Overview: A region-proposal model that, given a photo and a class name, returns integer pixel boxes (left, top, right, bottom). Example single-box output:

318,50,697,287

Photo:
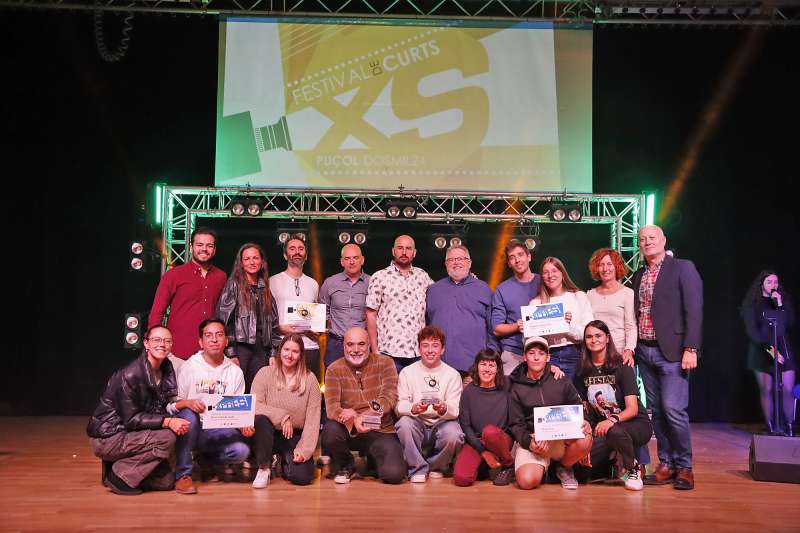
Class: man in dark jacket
87,326,192,495
509,336,592,490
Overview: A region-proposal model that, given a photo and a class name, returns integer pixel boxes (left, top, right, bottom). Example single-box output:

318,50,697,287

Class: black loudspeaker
749,435,800,483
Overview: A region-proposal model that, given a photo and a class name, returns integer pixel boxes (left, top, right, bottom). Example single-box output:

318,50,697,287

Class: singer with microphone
740,270,795,436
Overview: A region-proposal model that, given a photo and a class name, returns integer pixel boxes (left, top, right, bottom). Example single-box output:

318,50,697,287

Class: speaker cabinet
749,435,800,483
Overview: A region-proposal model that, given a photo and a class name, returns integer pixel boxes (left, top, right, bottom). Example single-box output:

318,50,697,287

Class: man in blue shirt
491,240,542,375
426,245,497,375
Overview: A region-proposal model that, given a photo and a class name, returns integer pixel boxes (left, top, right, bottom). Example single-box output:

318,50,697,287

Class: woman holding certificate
574,320,652,491
586,249,637,366
250,333,321,488
217,243,280,392
529,257,594,380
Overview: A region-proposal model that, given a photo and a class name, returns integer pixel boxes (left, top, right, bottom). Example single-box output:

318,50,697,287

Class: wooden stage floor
0,417,798,533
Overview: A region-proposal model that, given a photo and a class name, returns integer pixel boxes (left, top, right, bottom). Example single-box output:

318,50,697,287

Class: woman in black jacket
741,270,795,435
217,242,280,391
509,336,592,490
87,325,191,495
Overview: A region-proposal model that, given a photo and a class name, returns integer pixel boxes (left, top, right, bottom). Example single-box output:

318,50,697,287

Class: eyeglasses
294,278,300,297
445,257,470,264
147,337,174,345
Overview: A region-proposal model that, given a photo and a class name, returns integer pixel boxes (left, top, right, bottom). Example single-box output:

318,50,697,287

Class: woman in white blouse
529,257,594,380
586,248,637,367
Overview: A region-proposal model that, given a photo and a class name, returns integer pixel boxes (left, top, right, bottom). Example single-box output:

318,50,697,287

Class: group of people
88,223,711,495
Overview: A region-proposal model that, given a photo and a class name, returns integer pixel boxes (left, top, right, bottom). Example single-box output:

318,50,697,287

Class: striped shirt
637,259,664,340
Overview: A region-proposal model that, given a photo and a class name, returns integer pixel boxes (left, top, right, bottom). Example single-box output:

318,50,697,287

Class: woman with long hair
453,349,515,487
529,257,594,380
586,248,637,366
574,320,652,491
216,242,279,391
741,270,795,436
250,333,321,488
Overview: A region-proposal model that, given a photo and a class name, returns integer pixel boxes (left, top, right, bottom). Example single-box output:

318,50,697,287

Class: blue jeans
395,417,464,477
175,408,250,479
636,343,692,469
549,344,580,382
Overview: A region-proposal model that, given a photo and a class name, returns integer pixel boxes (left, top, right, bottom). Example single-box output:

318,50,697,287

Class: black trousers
253,415,316,485
321,420,406,484
236,342,269,393
589,416,653,471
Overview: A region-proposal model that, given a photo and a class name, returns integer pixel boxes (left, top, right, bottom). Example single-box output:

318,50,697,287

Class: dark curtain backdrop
1,12,796,421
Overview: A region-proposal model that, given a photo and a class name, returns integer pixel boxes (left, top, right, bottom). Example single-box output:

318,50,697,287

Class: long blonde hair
273,333,308,394
538,256,581,303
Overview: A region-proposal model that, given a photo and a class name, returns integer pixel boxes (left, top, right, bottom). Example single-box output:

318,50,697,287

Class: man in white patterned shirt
366,235,433,373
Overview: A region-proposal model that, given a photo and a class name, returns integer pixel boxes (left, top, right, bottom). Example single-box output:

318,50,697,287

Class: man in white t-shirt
395,326,464,483
173,319,253,495
269,234,322,381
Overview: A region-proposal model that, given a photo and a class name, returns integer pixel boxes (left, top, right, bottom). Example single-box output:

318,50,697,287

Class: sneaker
428,471,444,479
622,468,643,491
410,473,427,483
175,475,198,495
252,468,271,489
556,465,578,490
105,467,142,496
334,468,354,484
492,467,515,486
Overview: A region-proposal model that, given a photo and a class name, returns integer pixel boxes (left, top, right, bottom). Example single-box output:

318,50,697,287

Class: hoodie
508,363,582,450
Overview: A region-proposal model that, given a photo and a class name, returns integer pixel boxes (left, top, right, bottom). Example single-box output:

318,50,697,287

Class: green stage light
644,192,657,226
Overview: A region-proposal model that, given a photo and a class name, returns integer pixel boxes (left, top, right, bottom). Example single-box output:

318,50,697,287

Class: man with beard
270,234,322,381
320,327,406,484
366,235,433,373
148,227,227,370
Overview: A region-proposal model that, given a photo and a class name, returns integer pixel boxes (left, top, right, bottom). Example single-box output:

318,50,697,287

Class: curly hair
588,248,629,281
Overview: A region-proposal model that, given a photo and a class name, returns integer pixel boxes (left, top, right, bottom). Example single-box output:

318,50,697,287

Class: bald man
632,224,702,490
366,235,433,373
319,244,370,367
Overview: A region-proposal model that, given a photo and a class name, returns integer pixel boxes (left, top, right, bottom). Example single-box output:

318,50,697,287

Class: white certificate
200,394,255,430
521,303,570,337
533,404,584,441
282,301,326,333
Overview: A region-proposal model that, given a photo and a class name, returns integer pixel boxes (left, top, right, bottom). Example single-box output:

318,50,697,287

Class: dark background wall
1,12,796,421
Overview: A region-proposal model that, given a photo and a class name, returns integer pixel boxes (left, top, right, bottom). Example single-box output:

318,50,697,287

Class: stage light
229,198,246,216
385,199,418,219
431,223,467,251
131,257,144,270
523,237,540,251
276,224,308,246
550,203,582,222
278,231,291,244
644,191,657,226
123,311,146,349
353,232,367,245
337,224,369,248
338,231,351,244
246,198,263,216
510,223,541,254
131,242,144,255
129,240,160,273
434,236,448,249
450,236,462,247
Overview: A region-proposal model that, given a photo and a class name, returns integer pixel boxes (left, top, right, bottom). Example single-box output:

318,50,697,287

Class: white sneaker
410,473,427,483
334,468,354,484
428,471,444,479
623,467,644,491
556,465,578,490
252,468,271,489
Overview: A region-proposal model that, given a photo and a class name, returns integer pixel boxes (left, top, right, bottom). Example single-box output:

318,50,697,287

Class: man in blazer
632,225,703,490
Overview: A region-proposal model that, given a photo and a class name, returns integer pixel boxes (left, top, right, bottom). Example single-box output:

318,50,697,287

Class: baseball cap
523,336,549,352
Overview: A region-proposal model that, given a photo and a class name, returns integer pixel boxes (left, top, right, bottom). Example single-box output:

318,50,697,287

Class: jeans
549,344,580,382
253,415,315,485
453,425,513,487
175,408,250,479
636,342,693,469
394,417,464,477
321,420,406,484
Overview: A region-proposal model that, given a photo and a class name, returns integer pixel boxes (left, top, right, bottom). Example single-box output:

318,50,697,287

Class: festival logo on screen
217,20,563,189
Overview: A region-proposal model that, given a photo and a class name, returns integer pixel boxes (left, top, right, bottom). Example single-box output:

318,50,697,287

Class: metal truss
2,0,798,25
161,186,643,275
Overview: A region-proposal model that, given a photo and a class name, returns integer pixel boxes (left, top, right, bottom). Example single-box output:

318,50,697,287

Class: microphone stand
764,315,783,435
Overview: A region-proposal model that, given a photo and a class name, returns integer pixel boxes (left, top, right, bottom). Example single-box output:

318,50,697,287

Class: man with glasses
426,245,498,376
148,227,227,371
319,243,370,367
270,234,322,380
173,319,252,495
366,235,433,373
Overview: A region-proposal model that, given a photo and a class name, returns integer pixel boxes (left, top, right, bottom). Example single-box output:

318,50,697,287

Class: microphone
770,290,783,308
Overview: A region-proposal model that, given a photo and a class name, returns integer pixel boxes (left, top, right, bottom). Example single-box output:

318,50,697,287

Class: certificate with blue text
533,404,584,441
200,394,255,430
521,303,570,337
